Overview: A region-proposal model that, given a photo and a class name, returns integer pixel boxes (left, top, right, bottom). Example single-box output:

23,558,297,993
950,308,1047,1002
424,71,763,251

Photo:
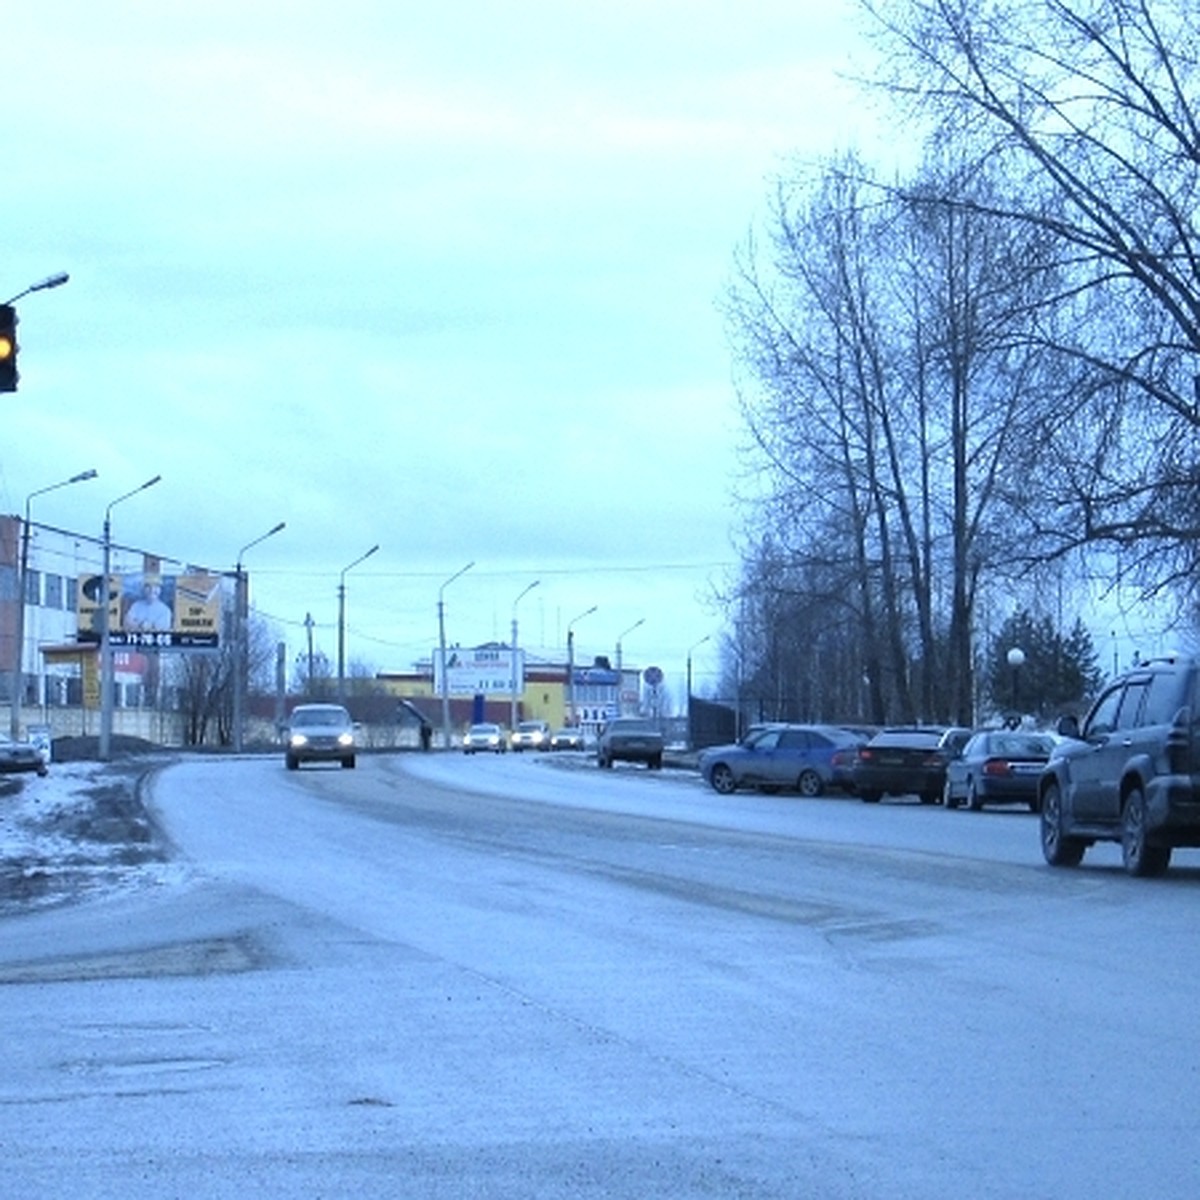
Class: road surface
2,751,1197,1198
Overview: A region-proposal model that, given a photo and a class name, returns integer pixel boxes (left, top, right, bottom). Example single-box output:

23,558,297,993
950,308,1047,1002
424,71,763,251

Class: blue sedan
699,724,863,797
942,730,1057,811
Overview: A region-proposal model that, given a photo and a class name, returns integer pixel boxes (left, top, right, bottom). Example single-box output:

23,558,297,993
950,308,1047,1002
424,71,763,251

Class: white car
462,723,507,754
510,720,552,752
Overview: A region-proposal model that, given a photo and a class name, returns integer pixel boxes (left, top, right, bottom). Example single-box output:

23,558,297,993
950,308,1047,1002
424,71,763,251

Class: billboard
77,571,223,649
433,646,524,696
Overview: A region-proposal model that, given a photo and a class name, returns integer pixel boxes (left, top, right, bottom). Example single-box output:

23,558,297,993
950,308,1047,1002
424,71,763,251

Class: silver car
285,704,356,770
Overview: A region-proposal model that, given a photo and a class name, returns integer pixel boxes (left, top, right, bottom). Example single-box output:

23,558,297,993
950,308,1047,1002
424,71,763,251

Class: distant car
853,726,972,804
285,703,356,770
596,717,664,770
0,733,49,777
698,724,863,797
942,729,1057,811
510,720,552,752
549,727,585,751
463,722,507,754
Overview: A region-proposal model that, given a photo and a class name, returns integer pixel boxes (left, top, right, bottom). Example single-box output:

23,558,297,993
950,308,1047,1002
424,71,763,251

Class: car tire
919,792,939,805
1040,780,1086,867
797,769,822,798
966,779,983,812
649,755,663,770
709,763,736,795
598,755,612,769
1121,787,1171,877
342,756,355,769
859,791,881,804
286,754,299,771
942,779,958,809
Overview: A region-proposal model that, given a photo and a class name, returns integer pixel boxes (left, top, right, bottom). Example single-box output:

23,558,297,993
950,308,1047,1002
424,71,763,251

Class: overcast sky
2,0,885,696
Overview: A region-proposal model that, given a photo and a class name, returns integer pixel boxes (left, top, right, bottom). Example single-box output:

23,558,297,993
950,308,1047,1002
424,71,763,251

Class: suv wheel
1040,780,1086,867
1121,787,1172,877
709,763,736,794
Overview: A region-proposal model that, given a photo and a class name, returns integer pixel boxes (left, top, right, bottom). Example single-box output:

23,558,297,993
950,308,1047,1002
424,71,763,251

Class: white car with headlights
463,722,507,754
285,703,356,770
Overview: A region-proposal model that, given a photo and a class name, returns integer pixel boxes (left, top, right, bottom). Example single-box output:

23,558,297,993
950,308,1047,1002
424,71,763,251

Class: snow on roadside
0,761,181,914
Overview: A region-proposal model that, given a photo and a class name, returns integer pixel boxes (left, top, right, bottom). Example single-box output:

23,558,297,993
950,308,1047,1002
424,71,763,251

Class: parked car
549,727,585,751
0,733,49,776
596,717,664,770
853,726,972,804
698,724,864,797
942,729,1057,811
462,722,507,754
1038,655,1200,876
285,703,356,770
510,720,552,752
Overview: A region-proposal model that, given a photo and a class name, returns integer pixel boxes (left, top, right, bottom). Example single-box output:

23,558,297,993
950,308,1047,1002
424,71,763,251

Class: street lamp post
232,521,286,753
614,618,645,719
10,469,97,739
99,475,162,761
337,544,379,704
438,561,474,749
686,634,712,750
1006,646,1026,727
566,605,597,727
509,580,540,732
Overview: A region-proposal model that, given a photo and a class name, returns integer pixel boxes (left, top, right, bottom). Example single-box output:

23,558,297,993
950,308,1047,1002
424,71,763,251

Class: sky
1,0,885,699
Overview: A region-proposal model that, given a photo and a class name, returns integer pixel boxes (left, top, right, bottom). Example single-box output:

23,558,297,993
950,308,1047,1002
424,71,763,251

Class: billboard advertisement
433,646,524,696
77,571,223,649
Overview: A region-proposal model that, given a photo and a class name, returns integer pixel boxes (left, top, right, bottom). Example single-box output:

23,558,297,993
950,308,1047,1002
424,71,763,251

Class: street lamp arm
4,272,70,305
237,520,286,567
106,474,161,522
341,542,380,582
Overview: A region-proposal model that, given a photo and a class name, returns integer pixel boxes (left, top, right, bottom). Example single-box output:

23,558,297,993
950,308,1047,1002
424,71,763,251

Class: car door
1068,681,1131,819
740,728,782,787
768,728,814,787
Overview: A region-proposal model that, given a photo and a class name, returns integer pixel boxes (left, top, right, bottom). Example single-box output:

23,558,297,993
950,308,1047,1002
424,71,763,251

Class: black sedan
942,730,1056,812
852,726,971,805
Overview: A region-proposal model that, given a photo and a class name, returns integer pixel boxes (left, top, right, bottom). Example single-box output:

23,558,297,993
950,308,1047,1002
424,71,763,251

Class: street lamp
509,580,540,732
10,468,97,739
337,544,379,704
4,272,70,305
615,618,644,719
232,521,286,752
438,561,474,749
566,604,597,727
1006,646,1026,727
99,474,162,761
686,634,712,750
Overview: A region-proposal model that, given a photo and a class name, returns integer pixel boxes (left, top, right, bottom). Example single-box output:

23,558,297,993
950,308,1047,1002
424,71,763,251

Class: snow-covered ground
0,759,178,913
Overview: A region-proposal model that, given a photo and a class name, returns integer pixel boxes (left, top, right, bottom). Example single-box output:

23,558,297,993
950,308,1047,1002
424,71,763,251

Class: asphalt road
2,751,1198,1198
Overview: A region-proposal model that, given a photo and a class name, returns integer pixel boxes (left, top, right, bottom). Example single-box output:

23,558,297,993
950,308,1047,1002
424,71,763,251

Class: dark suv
1038,656,1200,876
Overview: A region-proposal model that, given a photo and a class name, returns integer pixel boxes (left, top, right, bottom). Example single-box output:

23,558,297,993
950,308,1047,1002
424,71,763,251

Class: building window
24,569,40,605
44,573,64,610
66,576,78,612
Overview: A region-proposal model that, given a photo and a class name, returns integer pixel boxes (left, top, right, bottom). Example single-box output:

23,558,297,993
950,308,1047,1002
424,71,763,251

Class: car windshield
293,709,348,727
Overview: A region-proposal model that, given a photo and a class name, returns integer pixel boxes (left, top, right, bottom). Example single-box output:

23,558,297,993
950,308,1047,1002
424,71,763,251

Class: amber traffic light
0,304,16,392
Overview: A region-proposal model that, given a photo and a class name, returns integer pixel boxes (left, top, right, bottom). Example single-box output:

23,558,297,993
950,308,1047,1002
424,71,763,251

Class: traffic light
0,304,17,392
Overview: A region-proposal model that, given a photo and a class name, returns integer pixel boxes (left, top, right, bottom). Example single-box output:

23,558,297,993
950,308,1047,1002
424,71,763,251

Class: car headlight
337,732,354,747
290,733,309,747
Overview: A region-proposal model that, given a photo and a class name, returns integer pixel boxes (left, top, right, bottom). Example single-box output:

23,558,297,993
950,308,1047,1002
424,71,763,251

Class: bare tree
726,150,1059,723
862,0,1200,602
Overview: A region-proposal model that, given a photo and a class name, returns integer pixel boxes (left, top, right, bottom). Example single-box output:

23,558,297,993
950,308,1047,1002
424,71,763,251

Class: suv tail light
1165,707,1192,774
